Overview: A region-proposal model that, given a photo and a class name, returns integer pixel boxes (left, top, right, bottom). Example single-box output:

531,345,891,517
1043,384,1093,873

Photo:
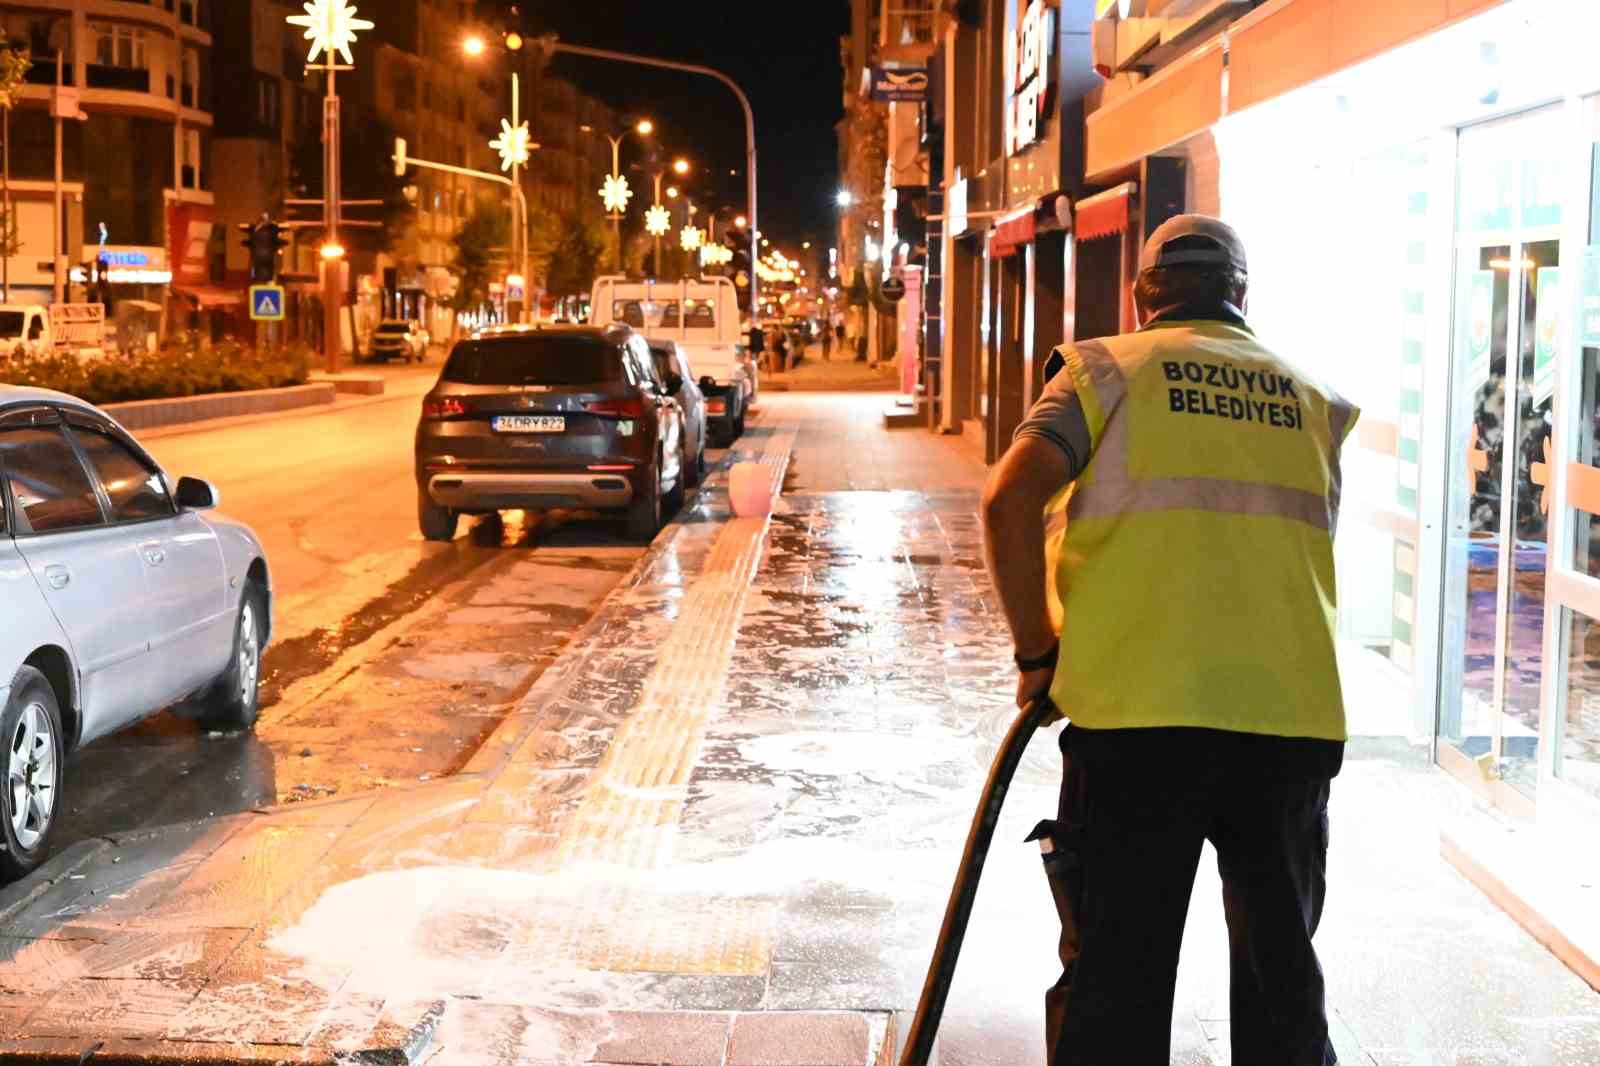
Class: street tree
544,212,608,301
449,202,511,317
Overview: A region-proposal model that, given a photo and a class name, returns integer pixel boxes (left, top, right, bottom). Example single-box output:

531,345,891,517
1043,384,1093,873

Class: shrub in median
0,338,312,406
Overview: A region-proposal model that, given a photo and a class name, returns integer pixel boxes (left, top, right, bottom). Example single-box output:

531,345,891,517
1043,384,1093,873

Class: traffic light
241,218,288,284
502,6,524,51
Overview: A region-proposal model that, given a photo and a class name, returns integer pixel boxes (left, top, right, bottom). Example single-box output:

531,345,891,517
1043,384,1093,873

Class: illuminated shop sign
1009,0,1057,155
868,66,928,102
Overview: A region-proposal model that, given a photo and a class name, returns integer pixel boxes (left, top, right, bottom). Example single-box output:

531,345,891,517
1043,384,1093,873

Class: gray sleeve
1013,366,1090,481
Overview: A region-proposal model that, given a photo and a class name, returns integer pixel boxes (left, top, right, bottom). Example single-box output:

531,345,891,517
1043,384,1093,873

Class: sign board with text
49,303,104,347
867,66,928,102
1008,0,1057,156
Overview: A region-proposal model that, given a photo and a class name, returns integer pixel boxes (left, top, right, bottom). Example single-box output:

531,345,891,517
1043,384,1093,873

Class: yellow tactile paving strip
546,429,797,975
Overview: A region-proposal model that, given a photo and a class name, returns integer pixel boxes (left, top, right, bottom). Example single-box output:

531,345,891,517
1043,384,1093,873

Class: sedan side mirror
664,371,684,396
176,476,220,510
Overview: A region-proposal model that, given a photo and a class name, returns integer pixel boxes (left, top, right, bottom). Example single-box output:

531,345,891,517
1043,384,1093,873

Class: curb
105,383,337,432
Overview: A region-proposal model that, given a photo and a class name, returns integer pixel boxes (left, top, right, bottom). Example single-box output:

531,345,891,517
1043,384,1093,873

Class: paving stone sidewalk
0,394,1596,1065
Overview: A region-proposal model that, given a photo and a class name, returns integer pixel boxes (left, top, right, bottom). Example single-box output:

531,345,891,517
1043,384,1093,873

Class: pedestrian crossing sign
249,284,286,321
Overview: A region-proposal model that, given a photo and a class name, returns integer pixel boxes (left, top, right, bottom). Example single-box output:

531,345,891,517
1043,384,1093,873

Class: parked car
649,339,706,489
367,319,428,363
415,324,687,544
0,387,271,878
589,277,757,446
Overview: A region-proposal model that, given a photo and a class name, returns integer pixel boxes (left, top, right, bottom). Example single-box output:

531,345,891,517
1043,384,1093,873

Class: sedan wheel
197,583,265,732
0,666,63,880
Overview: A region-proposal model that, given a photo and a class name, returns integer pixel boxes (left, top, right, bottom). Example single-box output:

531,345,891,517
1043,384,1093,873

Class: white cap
1139,214,1248,275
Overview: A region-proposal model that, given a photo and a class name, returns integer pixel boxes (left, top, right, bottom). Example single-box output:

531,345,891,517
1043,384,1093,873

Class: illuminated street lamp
462,15,541,322
836,190,854,207
287,0,375,372
734,214,748,229
649,156,691,277
590,120,654,269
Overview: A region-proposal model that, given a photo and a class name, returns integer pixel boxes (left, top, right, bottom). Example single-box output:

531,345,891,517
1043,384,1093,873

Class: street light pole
547,41,758,342
607,133,624,271
322,62,341,373
510,69,530,322
652,171,665,278
51,48,62,307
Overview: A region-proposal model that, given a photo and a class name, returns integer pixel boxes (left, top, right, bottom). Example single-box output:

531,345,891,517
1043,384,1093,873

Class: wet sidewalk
0,394,1596,1064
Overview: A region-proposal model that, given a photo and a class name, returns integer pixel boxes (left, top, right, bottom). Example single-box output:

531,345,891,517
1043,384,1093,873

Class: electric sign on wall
1008,0,1057,156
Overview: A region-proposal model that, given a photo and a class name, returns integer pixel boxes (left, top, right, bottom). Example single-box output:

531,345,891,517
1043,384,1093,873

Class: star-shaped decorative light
680,225,704,252
489,118,532,172
600,173,633,215
644,204,671,237
287,0,374,65
701,244,733,267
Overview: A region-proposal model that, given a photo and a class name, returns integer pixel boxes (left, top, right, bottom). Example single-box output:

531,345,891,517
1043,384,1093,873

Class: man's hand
1017,666,1054,710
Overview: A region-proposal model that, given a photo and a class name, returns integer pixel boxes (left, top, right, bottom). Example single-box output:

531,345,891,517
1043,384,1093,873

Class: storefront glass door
1439,108,1565,807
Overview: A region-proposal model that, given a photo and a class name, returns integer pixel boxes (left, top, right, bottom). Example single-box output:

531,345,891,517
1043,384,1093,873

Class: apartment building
0,0,213,318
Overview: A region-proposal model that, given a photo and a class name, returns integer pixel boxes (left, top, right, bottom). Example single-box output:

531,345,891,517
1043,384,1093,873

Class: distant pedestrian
981,215,1356,1066
821,322,833,361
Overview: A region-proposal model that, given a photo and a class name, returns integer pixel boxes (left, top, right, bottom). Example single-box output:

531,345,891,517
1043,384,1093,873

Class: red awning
1074,182,1137,242
173,284,243,310
987,206,1038,258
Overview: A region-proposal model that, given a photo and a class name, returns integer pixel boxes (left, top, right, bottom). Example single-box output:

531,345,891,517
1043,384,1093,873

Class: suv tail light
584,397,646,418
421,397,466,420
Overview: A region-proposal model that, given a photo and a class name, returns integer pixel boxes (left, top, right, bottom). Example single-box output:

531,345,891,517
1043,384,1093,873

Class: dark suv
414,324,686,543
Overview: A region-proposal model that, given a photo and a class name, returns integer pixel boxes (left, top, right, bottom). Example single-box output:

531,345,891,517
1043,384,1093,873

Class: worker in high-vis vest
981,214,1356,1066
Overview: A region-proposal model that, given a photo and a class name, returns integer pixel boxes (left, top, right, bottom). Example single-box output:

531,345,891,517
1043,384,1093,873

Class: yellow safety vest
1041,319,1358,741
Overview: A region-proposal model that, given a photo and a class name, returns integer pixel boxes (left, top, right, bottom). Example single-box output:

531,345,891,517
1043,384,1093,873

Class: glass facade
1213,2,1600,827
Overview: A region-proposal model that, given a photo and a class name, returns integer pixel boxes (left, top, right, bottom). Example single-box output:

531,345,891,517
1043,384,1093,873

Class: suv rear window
442,337,622,386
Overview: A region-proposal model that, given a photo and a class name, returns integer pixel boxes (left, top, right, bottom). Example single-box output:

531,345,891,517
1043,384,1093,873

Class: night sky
508,1,851,250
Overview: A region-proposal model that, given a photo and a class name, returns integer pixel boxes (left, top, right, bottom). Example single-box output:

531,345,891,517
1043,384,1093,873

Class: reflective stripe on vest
1065,339,1354,533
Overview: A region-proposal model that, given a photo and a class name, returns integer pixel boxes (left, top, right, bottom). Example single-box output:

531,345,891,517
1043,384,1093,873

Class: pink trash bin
729,460,773,517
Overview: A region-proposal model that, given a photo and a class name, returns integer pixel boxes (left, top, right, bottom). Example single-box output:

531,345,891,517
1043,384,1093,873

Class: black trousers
1051,727,1337,1066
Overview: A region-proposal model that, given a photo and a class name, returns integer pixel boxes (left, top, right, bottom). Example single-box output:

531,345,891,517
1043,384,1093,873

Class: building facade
858,0,1600,984
0,0,214,325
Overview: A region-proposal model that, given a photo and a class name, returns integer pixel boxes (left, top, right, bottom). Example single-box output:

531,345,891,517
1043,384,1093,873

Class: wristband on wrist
1013,642,1059,672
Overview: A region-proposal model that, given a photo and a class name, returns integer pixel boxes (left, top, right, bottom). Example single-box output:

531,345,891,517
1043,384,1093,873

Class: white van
589,276,758,444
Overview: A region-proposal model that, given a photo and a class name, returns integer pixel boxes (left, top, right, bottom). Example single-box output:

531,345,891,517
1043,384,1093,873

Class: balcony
87,65,151,93
24,63,73,88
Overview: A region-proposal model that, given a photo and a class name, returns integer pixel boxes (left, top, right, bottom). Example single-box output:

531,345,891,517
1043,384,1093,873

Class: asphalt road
42,368,688,863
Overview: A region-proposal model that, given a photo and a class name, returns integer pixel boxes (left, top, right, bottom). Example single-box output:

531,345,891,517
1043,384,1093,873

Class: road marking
544,427,796,974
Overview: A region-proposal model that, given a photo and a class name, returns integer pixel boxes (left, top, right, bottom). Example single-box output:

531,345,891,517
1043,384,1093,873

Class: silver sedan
0,386,271,878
